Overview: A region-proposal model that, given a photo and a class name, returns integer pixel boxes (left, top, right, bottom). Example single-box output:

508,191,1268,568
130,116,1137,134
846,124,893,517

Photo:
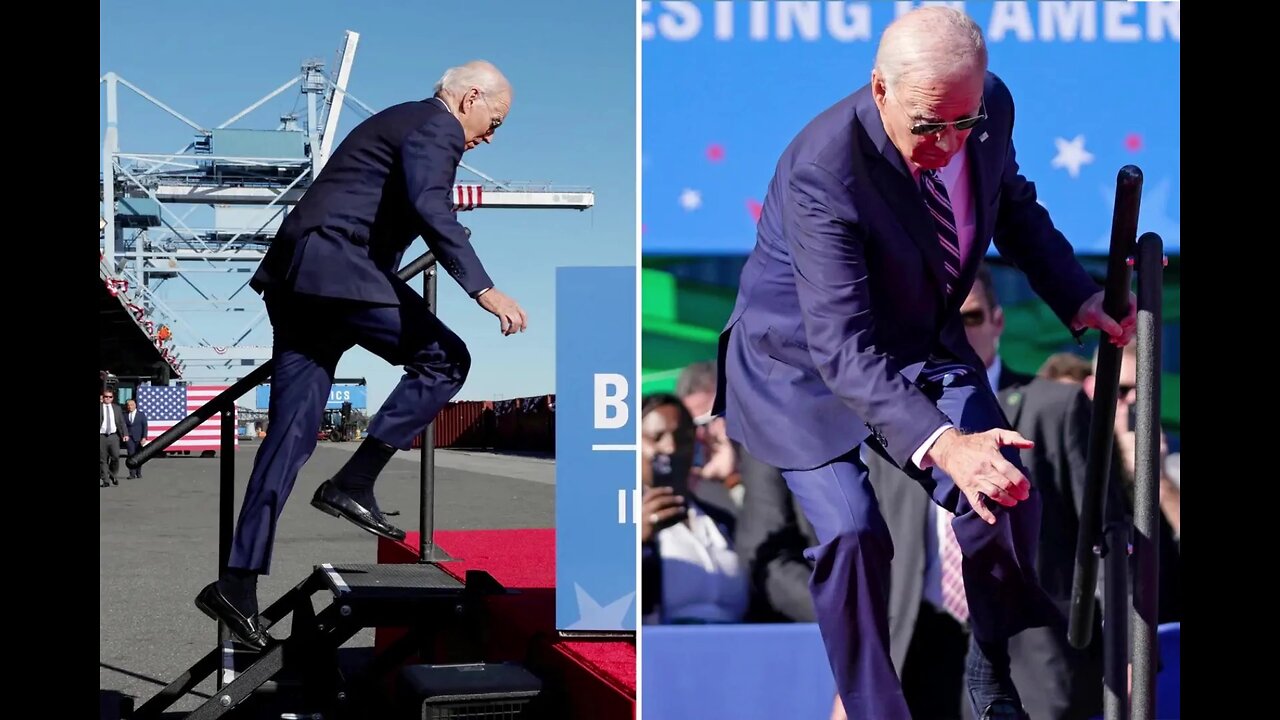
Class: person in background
640,393,749,625
100,389,128,488
124,398,149,479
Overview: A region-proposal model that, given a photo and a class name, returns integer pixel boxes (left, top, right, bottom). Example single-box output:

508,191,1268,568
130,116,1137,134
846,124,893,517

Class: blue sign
255,383,368,410
556,267,638,632
642,0,1180,256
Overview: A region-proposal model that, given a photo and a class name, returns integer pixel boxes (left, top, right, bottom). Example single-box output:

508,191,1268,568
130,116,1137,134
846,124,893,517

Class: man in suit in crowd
195,60,529,651
100,389,128,488
124,398,148,479
713,8,1135,719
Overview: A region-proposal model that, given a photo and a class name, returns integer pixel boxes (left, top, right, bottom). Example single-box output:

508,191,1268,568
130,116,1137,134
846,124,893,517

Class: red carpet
376,530,635,719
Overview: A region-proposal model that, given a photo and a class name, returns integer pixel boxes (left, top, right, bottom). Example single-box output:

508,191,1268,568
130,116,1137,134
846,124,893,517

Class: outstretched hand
477,288,528,336
926,428,1035,525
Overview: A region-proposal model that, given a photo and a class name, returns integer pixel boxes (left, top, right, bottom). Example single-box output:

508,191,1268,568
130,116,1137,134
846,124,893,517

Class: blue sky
101,1,636,409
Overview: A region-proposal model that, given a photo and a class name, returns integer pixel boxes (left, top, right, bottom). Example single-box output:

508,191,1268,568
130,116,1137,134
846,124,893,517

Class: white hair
433,60,511,99
875,7,987,96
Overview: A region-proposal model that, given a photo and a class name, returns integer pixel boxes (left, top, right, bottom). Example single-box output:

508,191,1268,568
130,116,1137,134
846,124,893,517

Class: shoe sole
311,497,406,542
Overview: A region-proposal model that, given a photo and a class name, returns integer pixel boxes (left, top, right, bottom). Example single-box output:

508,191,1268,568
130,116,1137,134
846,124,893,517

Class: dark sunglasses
961,309,987,327
909,98,987,137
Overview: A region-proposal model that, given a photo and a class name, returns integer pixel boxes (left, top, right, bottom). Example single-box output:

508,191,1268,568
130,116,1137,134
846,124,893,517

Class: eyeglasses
961,309,987,327
898,95,987,136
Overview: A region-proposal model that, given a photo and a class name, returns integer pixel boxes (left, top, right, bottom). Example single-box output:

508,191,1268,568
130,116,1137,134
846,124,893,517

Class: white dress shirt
101,404,116,435
644,504,749,625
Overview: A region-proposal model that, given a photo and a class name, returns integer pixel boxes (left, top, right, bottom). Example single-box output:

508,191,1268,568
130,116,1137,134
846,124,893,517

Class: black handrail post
217,406,236,688
419,262,452,562
1069,165,1143,650
1102,520,1130,720
1129,233,1165,720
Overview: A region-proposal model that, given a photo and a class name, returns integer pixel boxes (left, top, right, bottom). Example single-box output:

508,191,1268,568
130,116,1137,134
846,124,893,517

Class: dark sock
217,567,259,616
333,436,397,500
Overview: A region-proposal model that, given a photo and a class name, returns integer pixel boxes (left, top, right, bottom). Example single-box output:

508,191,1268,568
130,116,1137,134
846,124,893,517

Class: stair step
318,562,465,601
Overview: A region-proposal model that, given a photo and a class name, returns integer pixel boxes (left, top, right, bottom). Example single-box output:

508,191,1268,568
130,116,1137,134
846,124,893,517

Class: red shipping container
411,395,555,452
434,400,494,448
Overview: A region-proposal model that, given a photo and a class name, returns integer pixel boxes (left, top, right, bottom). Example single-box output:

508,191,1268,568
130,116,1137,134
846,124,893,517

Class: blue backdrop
642,1,1180,256
555,267,638,631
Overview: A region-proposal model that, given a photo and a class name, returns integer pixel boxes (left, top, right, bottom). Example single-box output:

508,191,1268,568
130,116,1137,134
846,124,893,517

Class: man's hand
476,288,528,336
1073,290,1137,347
695,418,737,483
925,428,1035,525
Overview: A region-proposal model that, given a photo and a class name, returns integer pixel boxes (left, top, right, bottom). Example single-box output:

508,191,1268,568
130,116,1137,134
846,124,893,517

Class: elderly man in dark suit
713,8,1135,719
195,60,528,651
99,389,128,488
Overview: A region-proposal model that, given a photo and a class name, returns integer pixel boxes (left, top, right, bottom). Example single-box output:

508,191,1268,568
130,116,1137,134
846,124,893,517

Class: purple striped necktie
921,169,962,296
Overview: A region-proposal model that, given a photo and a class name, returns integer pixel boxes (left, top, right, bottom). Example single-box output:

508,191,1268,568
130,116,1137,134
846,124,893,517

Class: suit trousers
125,438,143,477
229,284,471,573
100,435,121,484
780,371,1058,720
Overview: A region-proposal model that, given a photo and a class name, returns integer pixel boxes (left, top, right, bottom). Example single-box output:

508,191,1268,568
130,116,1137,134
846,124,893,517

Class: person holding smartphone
639,393,748,625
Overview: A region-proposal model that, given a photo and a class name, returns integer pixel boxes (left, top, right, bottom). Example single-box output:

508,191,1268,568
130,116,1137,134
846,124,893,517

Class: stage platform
378,529,635,720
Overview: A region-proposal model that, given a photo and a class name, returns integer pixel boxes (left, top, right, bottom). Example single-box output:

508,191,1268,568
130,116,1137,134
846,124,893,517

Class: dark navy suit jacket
714,73,1097,472
251,98,493,304
124,409,148,446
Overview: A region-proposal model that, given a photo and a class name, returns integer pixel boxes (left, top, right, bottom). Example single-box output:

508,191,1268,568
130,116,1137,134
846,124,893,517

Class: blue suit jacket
251,98,493,304
125,409,148,444
713,73,1097,472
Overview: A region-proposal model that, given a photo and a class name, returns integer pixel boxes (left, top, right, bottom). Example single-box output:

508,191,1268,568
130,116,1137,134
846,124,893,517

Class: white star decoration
1051,135,1095,179
679,188,702,211
567,583,635,631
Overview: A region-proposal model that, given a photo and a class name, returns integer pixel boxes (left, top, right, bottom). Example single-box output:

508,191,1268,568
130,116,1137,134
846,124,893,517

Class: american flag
453,184,483,211
135,385,238,453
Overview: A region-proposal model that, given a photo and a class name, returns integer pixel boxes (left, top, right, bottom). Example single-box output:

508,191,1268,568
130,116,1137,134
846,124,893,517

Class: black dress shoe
979,701,1030,720
311,480,406,542
194,582,273,651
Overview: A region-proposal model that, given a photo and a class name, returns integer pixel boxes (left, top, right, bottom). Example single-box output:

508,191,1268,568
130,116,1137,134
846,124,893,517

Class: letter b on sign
594,373,628,429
